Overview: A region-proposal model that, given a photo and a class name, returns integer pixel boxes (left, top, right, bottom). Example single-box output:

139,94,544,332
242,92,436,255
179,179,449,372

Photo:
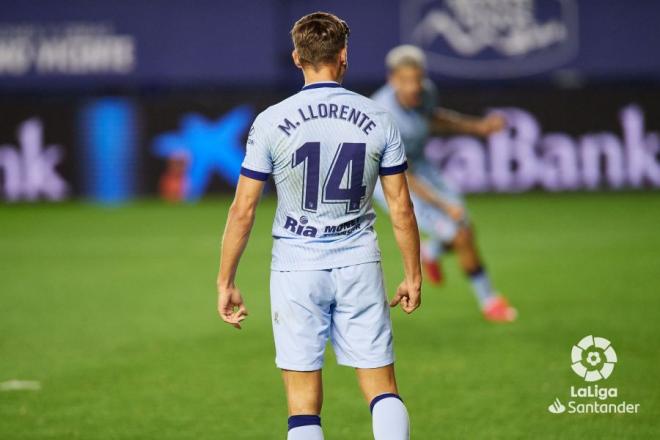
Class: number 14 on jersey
292,142,367,214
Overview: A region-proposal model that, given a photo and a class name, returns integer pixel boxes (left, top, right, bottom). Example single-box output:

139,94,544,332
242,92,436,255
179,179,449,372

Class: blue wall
1,0,659,90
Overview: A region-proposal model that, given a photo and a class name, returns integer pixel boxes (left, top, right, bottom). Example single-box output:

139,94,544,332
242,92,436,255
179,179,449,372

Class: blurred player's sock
288,415,323,439
468,267,518,322
468,266,494,305
422,239,443,260
370,393,409,440
421,240,444,284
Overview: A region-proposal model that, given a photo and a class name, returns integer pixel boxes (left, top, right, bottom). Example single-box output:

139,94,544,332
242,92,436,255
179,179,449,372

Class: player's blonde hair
386,45,426,72
291,12,350,70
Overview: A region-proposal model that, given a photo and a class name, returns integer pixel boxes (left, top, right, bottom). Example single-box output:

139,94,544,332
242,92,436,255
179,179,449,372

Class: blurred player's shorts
374,162,467,243
270,262,394,371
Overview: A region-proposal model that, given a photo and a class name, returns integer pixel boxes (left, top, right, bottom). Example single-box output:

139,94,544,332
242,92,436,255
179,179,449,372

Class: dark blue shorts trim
379,161,408,176
240,166,270,181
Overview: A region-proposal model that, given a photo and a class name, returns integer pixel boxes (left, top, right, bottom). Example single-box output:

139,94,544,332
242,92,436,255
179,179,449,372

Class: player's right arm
422,82,506,137
217,114,272,329
431,107,506,138
216,175,265,329
380,172,422,314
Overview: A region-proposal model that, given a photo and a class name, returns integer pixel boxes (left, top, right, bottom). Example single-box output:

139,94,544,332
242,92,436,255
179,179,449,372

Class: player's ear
339,47,348,67
292,50,303,69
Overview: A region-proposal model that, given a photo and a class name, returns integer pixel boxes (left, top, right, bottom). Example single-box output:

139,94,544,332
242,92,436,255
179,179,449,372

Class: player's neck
302,65,343,87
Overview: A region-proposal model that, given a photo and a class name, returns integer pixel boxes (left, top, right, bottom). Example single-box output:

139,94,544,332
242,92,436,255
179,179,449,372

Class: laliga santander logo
548,335,639,414
571,335,617,382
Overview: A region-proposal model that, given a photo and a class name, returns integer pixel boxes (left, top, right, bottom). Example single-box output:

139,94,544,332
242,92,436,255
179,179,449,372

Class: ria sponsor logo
284,216,318,237
283,216,362,238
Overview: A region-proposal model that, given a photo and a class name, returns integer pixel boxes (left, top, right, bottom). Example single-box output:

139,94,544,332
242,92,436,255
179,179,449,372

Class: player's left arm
430,107,506,137
216,175,265,330
380,171,422,314
380,113,422,313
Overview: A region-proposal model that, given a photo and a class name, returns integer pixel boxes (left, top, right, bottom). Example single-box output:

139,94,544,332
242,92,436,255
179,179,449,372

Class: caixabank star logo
547,335,640,415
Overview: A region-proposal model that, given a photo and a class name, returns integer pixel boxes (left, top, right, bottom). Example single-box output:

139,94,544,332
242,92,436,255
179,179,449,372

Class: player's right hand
390,280,422,314
217,285,249,330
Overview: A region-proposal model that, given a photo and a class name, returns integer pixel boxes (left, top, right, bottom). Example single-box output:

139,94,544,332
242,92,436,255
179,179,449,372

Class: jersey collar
301,81,342,91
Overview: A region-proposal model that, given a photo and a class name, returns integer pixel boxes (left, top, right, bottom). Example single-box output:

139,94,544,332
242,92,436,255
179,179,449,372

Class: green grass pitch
1,192,659,439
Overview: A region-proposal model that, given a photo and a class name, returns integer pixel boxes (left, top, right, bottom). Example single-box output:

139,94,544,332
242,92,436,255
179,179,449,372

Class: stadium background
1,0,659,438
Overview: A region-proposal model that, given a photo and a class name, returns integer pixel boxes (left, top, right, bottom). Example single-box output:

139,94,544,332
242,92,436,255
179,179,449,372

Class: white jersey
241,81,407,271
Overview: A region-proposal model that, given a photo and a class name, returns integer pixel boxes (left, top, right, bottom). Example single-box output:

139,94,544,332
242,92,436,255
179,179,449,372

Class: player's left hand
390,280,422,314
217,285,249,330
476,113,507,137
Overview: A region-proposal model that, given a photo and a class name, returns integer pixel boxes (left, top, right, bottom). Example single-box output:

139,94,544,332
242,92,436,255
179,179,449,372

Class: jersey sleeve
379,114,408,176
240,114,272,181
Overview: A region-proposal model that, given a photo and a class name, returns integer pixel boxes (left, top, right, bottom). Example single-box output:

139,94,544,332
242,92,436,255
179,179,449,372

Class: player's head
386,45,426,109
291,12,350,81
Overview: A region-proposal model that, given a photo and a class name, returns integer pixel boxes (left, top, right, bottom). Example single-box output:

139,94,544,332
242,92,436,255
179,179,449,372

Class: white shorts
269,262,394,371
374,162,467,243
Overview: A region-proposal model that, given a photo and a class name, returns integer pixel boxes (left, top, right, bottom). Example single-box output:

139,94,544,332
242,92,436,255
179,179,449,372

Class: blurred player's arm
405,169,464,222
216,175,265,329
380,172,422,314
431,107,505,138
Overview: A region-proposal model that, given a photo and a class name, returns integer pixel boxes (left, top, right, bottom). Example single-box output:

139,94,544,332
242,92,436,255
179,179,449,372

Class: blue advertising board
2,84,660,202
1,0,659,89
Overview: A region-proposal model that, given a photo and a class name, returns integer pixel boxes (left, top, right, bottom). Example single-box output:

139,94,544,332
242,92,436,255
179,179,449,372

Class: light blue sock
288,415,323,440
422,238,444,260
468,267,495,306
370,393,409,440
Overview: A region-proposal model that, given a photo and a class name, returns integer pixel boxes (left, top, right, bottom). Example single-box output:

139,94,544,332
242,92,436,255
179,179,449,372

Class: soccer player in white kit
216,13,422,440
372,45,517,323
